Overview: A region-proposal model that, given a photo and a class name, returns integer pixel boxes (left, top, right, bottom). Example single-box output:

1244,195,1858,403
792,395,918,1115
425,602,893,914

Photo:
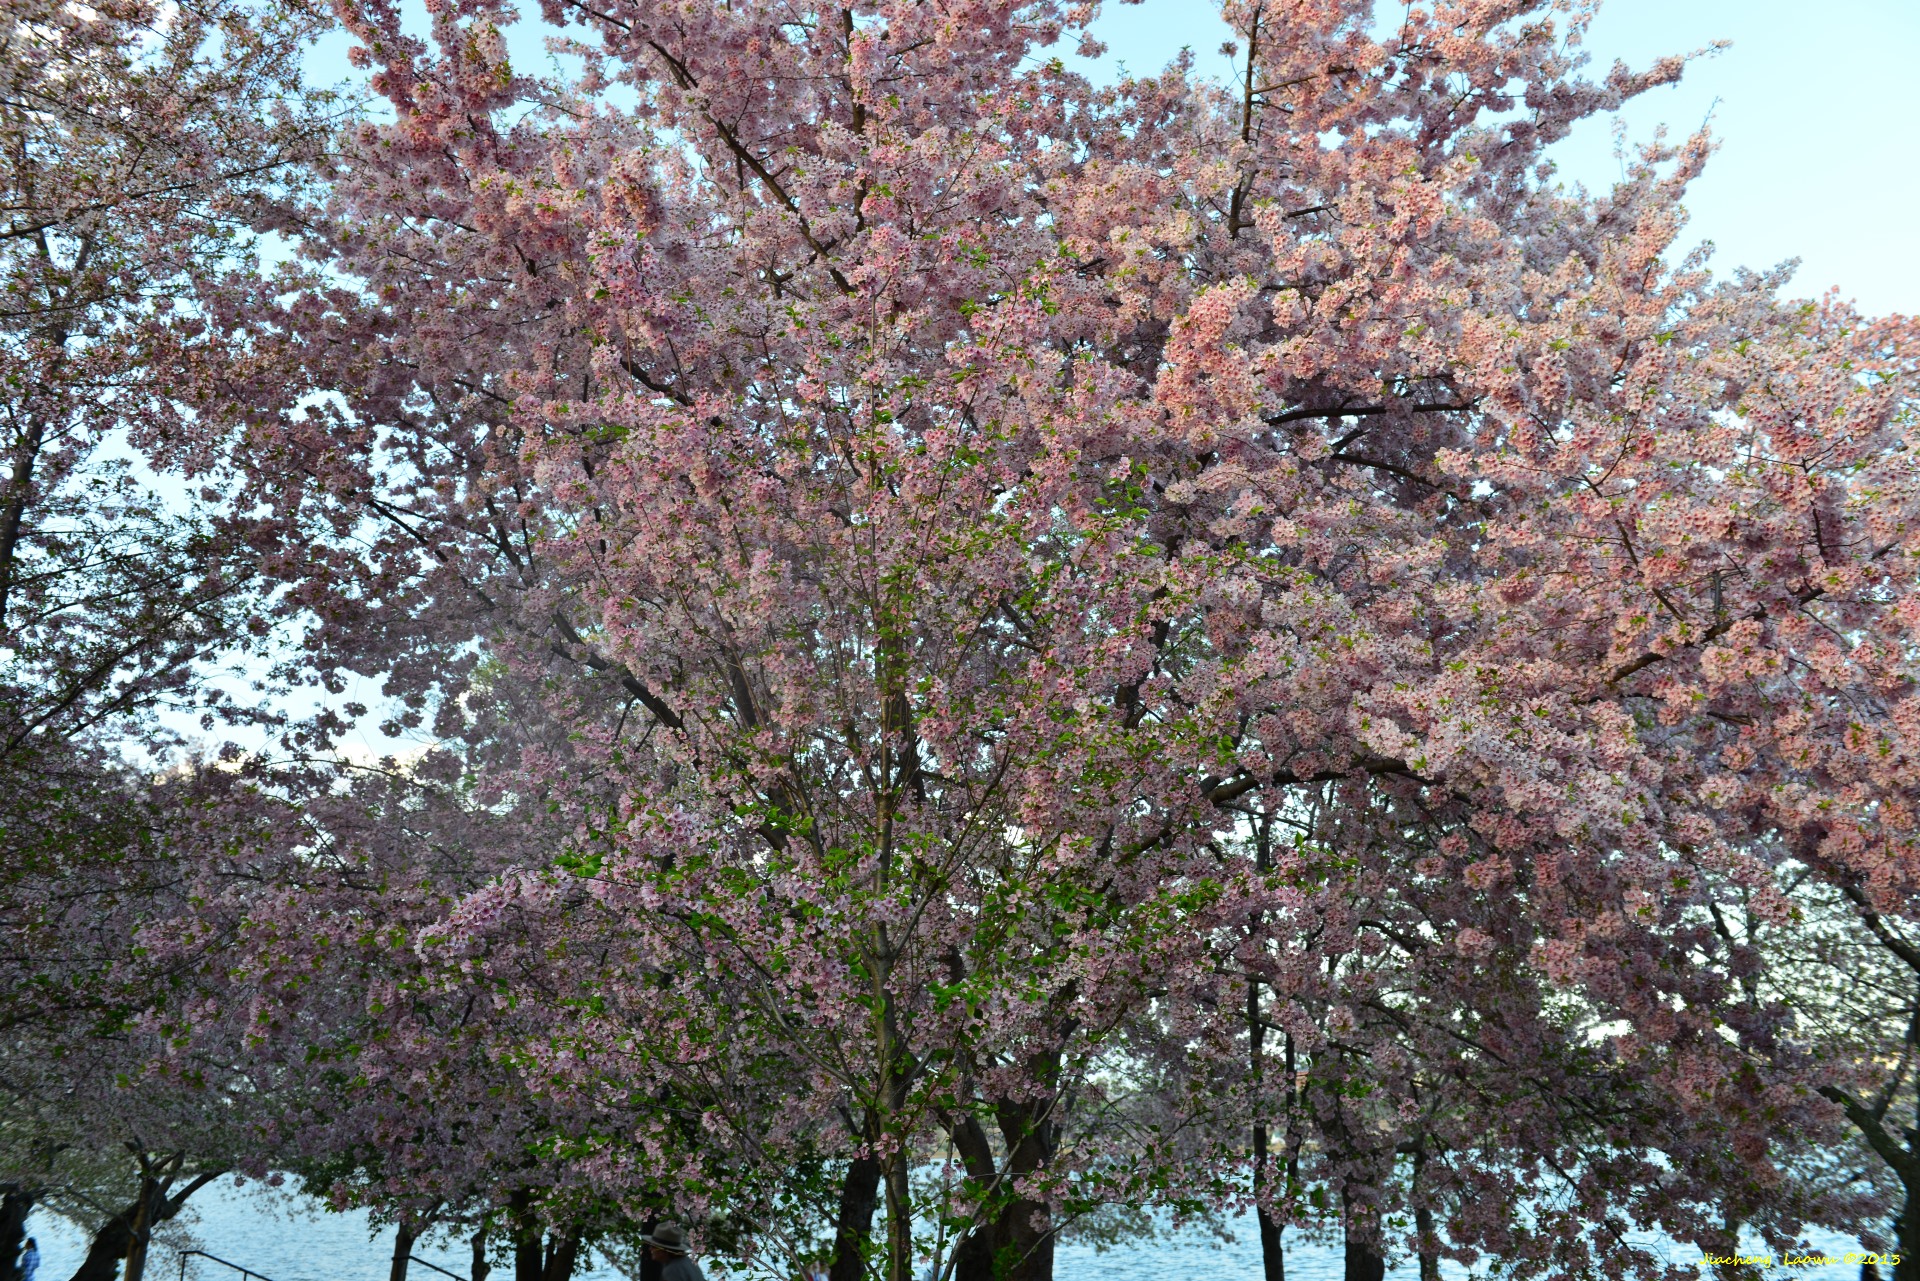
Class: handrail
407,1256,470,1281
174,1238,469,1281
177,1249,282,1281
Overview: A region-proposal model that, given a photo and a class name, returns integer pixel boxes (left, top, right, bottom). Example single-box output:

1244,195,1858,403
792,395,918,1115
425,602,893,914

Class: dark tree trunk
510,1190,541,1281
1714,1212,1762,1281
993,1098,1056,1281
946,1088,1061,1281
948,1229,993,1281
1341,1228,1385,1281
1251,1118,1284,1281
1334,1141,1383,1281
828,1156,881,1281
471,1228,491,1281
389,1220,419,1281
1410,1135,1439,1281
882,1158,913,1281
635,1219,662,1281
71,1183,158,1281
0,1185,34,1281
122,1181,159,1281
66,1168,216,1281
947,1116,1000,1281
1895,1184,1920,1281
539,1231,579,1281
1247,815,1284,1281
1414,1206,1440,1281
69,1208,135,1281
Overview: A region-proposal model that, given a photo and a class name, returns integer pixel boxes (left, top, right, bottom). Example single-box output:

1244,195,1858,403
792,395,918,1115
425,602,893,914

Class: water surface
19,1181,1870,1281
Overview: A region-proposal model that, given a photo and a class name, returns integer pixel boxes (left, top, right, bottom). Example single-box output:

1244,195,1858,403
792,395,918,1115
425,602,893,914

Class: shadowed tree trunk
948,1115,1000,1281
1712,1211,1765,1281
471,1228,491,1281
1341,1204,1385,1281
1248,813,1284,1281
1896,1185,1920,1281
66,1160,219,1281
635,1218,662,1281
389,1219,420,1281
539,1229,579,1281
993,1089,1058,1281
945,1062,1066,1281
504,1193,578,1281
1322,1108,1383,1281
0,1185,34,1281
1813,923,1920,1281
828,1152,881,1281
1409,1135,1440,1281
1251,1106,1285,1281
510,1189,541,1281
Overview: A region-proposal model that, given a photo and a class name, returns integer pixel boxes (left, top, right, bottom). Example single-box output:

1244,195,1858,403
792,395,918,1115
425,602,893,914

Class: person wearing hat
643,1222,705,1281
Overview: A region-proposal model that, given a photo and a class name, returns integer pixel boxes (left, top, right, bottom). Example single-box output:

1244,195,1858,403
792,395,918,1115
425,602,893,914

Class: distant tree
0,0,332,1267
0,0,329,762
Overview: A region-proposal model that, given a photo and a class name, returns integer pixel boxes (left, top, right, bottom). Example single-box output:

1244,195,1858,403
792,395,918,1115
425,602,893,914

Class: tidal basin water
20,1180,1870,1281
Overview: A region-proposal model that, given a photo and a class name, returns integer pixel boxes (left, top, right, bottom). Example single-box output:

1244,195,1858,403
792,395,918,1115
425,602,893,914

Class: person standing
642,1223,703,1281
18,1238,37,1281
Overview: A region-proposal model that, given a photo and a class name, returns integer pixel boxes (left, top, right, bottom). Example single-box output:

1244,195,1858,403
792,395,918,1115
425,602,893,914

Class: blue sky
1084,0,1920,317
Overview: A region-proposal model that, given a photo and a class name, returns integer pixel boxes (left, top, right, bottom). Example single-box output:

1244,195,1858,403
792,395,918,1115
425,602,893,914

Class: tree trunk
0,413,50,633
1414,1206,1440,1281
1251,1119,1285,1281
882,1156,913,1281
947,1095,1060,1281
539,1231,579,1281
0,1185,34,1281
68,1202,138,1281
994,1097,1056,1281
1714,1212,1762,1281
635,1219,662,1281
121,1183,157,1281
828,1156,881,1281
1894,1182,1920,1281
389,1220,419,1281
66,1167,215,1281
1410,1134,1439,1281
1341,1223,1385,1281
947,1115,1000,1281
1336,1150,1383,1281
67,1183,159,1281
510,1190,541,1281
471,1229,491,1281
1247,815,1284,1281
1901,1036,1920,1281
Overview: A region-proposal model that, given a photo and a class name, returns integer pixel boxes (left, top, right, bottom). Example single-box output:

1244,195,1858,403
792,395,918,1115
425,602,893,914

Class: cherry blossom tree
0,2,339,1271
1691,859,1920,1274
0,761,299,1281
0,0,332,765
172,0,1920,1277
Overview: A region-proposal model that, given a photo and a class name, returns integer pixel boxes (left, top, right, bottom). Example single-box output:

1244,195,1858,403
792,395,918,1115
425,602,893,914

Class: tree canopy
3,2,1919,1280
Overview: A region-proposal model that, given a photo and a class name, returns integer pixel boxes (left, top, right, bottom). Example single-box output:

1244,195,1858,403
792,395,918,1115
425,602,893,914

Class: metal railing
177,1250,281,1281
406,1256,470,1281
175,1242,468,1281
